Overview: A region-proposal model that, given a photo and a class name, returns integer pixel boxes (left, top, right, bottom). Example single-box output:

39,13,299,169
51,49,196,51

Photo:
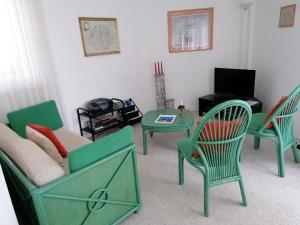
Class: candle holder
178,104,185,116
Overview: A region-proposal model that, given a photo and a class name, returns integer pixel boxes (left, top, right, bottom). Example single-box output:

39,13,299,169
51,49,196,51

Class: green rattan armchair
178,100,252,217
247,85,300,177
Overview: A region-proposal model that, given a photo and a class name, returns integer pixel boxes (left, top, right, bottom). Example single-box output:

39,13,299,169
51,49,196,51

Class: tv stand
198,94,262,116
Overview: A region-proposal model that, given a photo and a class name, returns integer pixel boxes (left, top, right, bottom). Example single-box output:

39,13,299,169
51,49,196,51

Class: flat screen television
214,68,256,98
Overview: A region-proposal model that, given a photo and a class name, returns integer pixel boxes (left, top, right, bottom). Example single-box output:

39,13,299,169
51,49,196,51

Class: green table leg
254,136,260,150
187,128,191,137
143,129,148,155
150,131,153,137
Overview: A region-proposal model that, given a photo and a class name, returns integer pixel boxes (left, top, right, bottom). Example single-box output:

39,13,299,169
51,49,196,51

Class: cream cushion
53,128,91,152
54,128,91,174
26,126,64,167
0,123,65,186
26,126,90,174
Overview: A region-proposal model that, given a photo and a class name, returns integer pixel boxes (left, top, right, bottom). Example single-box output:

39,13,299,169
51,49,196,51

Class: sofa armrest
32,143,141,225
68,126,134,173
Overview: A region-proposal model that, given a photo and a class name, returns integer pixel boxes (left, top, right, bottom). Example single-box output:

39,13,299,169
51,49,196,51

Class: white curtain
0,0,60,122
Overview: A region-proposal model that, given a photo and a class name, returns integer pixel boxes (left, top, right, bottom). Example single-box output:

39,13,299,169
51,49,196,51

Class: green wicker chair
178,100,252,217
247,85,300,177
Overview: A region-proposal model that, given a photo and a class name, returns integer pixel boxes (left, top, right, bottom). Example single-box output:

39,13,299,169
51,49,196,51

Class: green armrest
68,126,134,172
178,137,194,156
7,100,63,138
248,113,275,135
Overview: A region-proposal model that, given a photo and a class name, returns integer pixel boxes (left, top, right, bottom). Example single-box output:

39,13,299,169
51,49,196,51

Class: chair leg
254,136,260,150
239,150,243,162
178,150,184,185
203,176,210,217
277,144,285,177
143,130,148,155
238,179,247,207
292,143,300,163
134,208,141,214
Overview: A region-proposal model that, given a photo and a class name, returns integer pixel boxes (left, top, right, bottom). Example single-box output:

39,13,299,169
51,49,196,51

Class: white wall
252,0,300,137
39,0,244,131
133,0,242,111
39,0,140,130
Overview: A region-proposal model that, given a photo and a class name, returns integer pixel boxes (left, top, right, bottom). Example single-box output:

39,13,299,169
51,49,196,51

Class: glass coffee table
141,109,194,155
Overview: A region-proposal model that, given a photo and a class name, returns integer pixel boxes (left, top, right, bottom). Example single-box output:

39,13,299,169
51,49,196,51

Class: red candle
159,61,162,74
161,61,163,74
154,62,157,74
157,61,160,74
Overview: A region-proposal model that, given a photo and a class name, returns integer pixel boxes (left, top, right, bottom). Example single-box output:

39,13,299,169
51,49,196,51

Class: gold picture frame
79,17,120,56
279,4,296,28
167,8,213,53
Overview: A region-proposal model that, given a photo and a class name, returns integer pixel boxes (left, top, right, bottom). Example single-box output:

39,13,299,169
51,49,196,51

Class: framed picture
78,17,120,56
167,8,213,53
154,114,176,124
279,4,296,28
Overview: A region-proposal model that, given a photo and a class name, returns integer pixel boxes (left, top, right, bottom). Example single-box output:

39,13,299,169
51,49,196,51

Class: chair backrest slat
194,100,252,181
266,85,300,147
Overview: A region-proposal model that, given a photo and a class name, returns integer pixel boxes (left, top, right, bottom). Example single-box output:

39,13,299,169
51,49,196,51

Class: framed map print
79,17,120,56
168,8,213,53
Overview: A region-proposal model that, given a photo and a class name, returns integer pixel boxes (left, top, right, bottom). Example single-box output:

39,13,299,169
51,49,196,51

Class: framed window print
79,17,121,56
167,8,213,53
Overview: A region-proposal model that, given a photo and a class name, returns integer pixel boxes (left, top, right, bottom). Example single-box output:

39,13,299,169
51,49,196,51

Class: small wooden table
141,109,194,155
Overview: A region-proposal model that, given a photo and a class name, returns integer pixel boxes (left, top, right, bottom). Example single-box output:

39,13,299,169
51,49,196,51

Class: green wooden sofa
0,100,141,225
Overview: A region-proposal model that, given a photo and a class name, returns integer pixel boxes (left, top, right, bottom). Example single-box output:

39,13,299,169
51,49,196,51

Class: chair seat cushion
248,113,275,135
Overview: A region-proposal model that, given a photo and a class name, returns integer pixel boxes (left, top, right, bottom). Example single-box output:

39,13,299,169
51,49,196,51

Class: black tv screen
214,68,256,98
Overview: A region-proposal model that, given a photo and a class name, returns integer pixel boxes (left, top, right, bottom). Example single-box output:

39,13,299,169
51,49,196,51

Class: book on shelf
154,114,176,124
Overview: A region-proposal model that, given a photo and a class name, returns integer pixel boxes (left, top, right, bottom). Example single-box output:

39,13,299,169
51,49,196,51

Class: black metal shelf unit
77,98,143,141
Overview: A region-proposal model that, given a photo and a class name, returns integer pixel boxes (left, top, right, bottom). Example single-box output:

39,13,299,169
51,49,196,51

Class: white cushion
26,126,64,167
0,124,65,186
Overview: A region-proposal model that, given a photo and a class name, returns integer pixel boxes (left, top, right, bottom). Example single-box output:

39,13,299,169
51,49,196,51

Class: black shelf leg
88,116,95,142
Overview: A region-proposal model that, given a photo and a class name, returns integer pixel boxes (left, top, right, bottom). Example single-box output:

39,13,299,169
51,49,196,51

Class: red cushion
29,124,68,158
193,150,200,158
192,119,241,158
264,96,287,128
